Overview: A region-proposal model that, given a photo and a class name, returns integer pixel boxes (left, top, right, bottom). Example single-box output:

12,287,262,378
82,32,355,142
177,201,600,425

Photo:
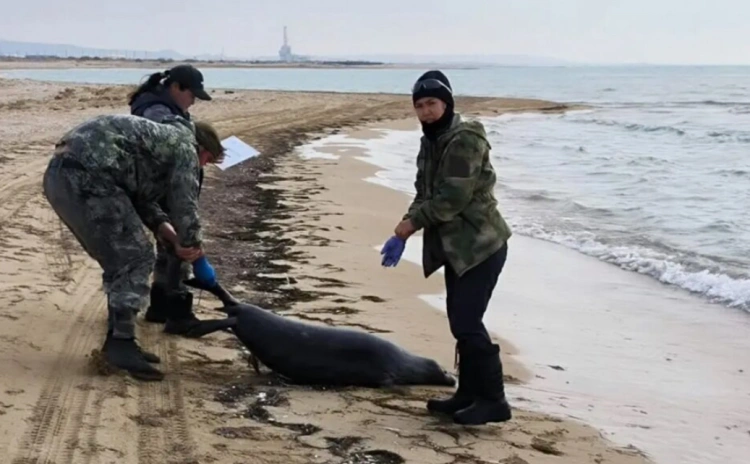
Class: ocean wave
625,155,673,166
697,221,738,233
506,189,619,218
591,100,750,109
569,118,686,136
641,100,750,108
714,168,749,177
698,99,750,107
564,116,750,144
706,131,750,143
511,222,750,311
521,191,556,203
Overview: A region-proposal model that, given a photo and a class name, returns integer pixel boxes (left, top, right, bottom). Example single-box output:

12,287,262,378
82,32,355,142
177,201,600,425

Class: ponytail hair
127,70,171,106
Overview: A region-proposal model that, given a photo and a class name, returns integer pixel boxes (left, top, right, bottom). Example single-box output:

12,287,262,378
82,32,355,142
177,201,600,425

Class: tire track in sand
0,155,62,278
136,324,197,464
4,144,196,463
1,142,115,464
9,264,107,464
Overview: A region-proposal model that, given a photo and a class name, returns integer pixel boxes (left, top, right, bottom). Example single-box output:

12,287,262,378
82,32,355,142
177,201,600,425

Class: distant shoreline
0,57,483,70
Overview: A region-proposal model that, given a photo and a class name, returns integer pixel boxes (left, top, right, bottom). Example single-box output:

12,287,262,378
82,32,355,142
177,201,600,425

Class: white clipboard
216,135,260,170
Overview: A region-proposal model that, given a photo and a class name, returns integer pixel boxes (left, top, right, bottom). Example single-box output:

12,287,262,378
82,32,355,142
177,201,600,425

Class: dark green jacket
404,113,512,278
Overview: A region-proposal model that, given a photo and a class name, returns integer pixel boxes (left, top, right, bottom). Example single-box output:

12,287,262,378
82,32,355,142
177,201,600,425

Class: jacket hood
130,86,189,120
433,113,490,147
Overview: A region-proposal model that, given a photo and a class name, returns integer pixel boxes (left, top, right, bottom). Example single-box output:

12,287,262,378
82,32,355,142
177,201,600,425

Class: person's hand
394,218,416,240
157,222,178,246
380,236,405,267
192,256,217,286
175,245,202,263
158,222,202,263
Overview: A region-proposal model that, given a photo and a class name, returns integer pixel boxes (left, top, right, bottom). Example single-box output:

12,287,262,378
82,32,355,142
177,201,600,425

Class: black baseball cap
167,64,212,101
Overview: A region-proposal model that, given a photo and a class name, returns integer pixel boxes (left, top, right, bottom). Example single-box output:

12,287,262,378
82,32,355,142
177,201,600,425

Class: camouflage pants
42,155,155,339
152,237,191,294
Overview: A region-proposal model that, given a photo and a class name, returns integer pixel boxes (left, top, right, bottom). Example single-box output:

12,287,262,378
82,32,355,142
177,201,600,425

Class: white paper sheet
216,135,260,170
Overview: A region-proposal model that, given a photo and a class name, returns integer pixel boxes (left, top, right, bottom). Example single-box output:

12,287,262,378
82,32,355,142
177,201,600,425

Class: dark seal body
186,280,456,388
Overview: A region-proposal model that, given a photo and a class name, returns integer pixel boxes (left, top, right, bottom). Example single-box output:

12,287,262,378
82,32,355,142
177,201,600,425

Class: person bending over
42,114,221,381
381,70,513,425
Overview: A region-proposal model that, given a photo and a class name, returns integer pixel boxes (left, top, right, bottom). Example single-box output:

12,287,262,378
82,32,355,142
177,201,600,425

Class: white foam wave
510,222,750,311
293,132,373,160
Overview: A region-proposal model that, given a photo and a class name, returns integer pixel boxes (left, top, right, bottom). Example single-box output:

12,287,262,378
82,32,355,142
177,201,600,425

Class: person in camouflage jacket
127,64,216,336
384,70,513,425
42,114,223,381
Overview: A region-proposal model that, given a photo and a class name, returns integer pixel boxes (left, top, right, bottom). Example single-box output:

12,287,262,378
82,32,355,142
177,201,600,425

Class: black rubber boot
105,336,164,381
104,330,161,364
163,291,202,336
144,283,169,323
163,291,232,338
427,343,476,415
453,344,512,425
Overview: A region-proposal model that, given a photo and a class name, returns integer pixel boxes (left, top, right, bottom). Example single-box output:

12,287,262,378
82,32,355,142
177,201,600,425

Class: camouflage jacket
56,114,203,248
404,113,512,278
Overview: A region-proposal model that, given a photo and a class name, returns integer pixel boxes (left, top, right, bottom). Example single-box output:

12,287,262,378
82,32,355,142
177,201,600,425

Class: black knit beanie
412,70,454,109
412,70,455,139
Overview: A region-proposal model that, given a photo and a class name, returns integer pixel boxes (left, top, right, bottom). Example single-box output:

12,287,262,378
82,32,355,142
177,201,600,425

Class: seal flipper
181,317,238,338
248,352,261,374
183,278,240,306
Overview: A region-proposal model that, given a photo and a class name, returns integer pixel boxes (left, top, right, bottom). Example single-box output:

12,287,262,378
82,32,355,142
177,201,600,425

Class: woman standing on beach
381,70,513,425
127,64,217,337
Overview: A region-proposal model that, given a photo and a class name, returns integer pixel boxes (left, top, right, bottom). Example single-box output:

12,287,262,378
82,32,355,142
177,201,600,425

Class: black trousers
444,243,508,355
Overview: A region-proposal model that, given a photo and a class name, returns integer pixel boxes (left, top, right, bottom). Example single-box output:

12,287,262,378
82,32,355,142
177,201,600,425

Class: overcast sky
2,0,748,64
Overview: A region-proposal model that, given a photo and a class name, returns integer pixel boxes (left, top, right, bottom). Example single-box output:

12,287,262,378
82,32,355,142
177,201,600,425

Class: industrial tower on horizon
278,26,292,62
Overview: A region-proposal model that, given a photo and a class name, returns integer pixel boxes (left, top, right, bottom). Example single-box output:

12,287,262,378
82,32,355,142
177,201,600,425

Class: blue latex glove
192,256,217,287
380,236,405,267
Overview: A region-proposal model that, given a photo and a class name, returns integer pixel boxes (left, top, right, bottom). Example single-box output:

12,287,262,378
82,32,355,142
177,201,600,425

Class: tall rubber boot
427,342,476,414
104,336,164,381
163,291,231,338
453,343,512,425
163,291,199,334
144,283,169,323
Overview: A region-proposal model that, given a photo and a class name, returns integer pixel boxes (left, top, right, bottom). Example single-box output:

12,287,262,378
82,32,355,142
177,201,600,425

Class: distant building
278,26,292,62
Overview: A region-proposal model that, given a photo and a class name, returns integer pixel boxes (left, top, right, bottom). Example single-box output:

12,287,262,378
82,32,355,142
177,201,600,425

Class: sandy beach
0,75,650,464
